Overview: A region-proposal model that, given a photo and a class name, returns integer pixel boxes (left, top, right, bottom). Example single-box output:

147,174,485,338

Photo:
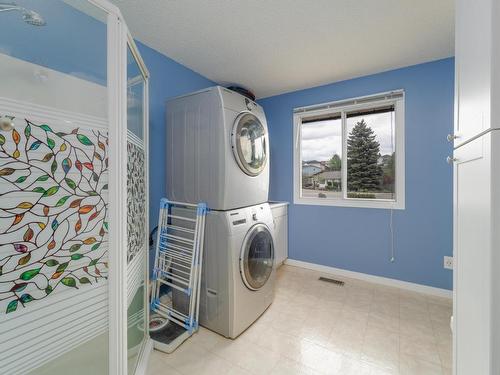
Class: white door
453,135,492,375
454,0,492,147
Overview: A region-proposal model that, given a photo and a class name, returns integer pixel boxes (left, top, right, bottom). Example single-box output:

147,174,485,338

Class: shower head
0,2,46,26
22,9,45,26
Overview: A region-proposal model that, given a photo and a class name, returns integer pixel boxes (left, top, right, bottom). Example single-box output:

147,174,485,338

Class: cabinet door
453,136,491,374
454,0,492,146
273,216,288,266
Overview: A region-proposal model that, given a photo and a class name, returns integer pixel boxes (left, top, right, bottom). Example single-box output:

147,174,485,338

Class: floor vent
318,276,345,286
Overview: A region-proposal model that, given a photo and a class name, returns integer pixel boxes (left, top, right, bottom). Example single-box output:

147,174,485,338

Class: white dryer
199,203,275,338
166,86,269,210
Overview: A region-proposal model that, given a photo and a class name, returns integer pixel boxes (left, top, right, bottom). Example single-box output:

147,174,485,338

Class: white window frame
293,90,405,210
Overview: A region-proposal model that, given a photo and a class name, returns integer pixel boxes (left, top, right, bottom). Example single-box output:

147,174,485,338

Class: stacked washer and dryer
166,86,275,338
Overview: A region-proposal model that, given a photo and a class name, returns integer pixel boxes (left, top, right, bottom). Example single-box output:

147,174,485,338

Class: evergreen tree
346,119,383,191
328,154,341,171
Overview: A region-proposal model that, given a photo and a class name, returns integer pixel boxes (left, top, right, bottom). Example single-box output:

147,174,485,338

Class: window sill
293,196,405,210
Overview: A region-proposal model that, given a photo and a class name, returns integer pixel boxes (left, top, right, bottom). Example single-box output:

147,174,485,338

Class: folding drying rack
149,198,207,353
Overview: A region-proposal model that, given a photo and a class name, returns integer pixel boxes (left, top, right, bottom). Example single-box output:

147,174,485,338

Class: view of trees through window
301,106,395,200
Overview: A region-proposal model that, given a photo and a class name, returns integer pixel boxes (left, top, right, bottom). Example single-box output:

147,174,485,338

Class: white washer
198,203,275,338
166,86,269,210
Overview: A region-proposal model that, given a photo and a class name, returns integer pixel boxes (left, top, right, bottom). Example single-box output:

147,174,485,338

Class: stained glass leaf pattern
77,134,93,146
0,120,109,314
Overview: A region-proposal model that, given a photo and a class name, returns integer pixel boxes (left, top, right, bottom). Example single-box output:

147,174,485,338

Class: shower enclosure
0,1,150,374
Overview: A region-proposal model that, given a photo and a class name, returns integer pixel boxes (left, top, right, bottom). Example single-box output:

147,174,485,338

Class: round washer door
240,224,274,291
231,112,268,176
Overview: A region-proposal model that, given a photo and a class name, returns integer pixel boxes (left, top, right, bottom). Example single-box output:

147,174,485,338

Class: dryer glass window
241,225,274,290
233,113,267,176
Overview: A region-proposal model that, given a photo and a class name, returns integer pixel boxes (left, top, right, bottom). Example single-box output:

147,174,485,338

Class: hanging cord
389,209,395,262
149,225,158,247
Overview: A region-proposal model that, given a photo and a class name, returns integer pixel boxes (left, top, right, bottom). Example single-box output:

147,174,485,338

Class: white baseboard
284,259,452,299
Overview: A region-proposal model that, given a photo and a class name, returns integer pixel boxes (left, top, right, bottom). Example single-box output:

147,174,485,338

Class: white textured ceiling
112,0,454,98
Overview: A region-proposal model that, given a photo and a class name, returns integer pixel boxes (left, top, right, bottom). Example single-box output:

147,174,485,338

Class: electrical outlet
444,256,453,270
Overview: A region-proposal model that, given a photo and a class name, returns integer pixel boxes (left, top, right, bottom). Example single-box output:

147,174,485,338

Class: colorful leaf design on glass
24,124,31,138
51,271,63,280
12,129,20,144
94,152,102,161
60,143,67,151
13,149,20,159
92,172,99,182
98,141,105,151
45,285,53,295
0,133,5,145
71,128,79,134
17,202,33,209
62,158,72,174
65,178,76,190
6,300,18,313
51,160,57,174
75,218,82,232
42,153,53,162
37,222,46,229
18,253,31,266
56,196,70,207
40,124,52,132
23,227,34,242
14,244,28,253
47,240,56,250
47,137,55,150
91,243,101,251
36,174,49,182
20,268,40,281
103,222,109,230
45,259,59,267
88,211,99,221
75,160,82,171
61,277,77,288
79,277,91,284
83,162,93,171
43,205,49,216
56,262,68,273
51,219,58,230
71,254,83,260
69,199,82,208
69,244,81,253
95,267,101,276
0,168,15,176
15,175,27,183
56,131,67,137
19,293,33,303
10,283,27,293
78,205,93,214
12,213,24,225
29,140,42,150
89,259,98,266
32,187,45,194
77,134,93,146
43,186,59,197
83,237,96,245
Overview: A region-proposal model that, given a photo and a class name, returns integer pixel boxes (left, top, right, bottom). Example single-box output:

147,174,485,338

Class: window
293,91,405,209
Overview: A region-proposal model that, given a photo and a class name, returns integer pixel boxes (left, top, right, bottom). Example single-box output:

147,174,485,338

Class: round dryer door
231,112,267,176
240,224,274,291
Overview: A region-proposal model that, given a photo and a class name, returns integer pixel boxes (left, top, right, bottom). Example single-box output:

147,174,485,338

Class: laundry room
1,1,498,375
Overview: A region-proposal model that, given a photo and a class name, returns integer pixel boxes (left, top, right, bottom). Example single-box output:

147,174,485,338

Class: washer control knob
252,213,257,221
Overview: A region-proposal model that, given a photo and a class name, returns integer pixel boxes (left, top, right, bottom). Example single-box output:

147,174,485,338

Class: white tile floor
147,265,452,375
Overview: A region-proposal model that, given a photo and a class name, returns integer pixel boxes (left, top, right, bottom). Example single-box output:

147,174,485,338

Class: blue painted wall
134,43,215,227
259,58,454,290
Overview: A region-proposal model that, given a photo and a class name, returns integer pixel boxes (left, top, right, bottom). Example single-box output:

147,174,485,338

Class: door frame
87,1,151,374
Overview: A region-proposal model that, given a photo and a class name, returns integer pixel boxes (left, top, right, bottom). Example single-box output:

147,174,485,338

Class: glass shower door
0,1,110,374
126,43,149,374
